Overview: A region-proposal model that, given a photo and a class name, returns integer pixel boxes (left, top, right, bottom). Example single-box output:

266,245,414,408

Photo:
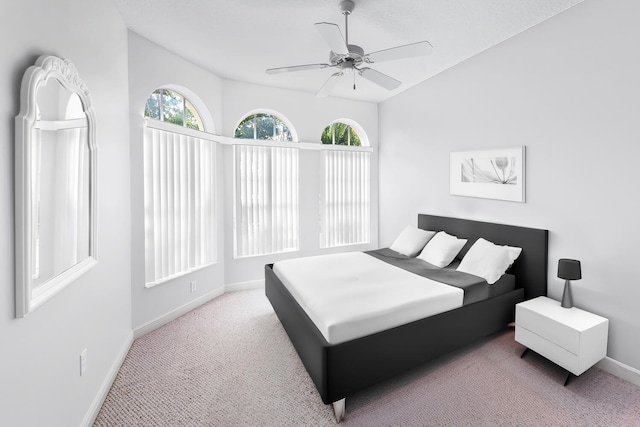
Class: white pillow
417,231,467,267
389,225,436,257
457,238,522,284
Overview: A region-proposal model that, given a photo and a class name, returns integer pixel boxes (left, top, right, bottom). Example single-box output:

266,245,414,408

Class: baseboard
597,356,640,387
133,286,225,339
225,278,265,292
82,331,133,427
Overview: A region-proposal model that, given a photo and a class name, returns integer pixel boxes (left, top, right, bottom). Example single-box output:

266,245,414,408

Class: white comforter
273,252,464,344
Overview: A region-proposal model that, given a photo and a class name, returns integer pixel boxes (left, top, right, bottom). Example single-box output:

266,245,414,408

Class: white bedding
273,252,464,345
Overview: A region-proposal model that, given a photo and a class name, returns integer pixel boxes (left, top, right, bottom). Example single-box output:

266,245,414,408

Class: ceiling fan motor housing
330,44,364,69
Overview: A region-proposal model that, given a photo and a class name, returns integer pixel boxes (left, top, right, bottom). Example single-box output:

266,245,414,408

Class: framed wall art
450,146,525,203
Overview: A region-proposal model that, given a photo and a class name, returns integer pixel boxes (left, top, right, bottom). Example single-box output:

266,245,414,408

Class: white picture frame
450,146,525,203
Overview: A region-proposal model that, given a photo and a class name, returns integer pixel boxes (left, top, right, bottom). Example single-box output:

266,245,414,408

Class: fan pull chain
353,72,356,90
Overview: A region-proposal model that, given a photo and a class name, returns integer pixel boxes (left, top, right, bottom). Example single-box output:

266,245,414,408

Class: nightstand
515,296,608,385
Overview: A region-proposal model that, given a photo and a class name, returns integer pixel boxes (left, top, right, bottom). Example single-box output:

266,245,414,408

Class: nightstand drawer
515,326,579,371
515,296,609,377
516,304,580,354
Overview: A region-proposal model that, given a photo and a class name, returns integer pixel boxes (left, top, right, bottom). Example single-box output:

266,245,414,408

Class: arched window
320,119,371,248
233,110,299,258
321,121,364,146
234,112,294,142
144,88,204,131
143,88,216,286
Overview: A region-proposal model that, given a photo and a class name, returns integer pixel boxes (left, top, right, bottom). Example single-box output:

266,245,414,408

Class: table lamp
558,258,581,308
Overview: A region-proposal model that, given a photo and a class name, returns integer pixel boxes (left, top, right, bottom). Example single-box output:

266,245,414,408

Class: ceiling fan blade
316,72,343,98
359,67,401,90
314,22,349,55
365,41,433,63
266,63,332,74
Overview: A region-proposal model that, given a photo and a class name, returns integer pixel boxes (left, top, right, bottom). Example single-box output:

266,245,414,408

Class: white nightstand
515,296,608,384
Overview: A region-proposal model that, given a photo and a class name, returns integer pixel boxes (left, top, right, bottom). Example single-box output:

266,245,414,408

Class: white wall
127,32,227,331
0,1,132,426
378,0,640,371
221,80,379,285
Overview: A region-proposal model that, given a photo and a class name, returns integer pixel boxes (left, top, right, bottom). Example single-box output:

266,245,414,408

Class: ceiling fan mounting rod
340,0,355,45
345,12,348,45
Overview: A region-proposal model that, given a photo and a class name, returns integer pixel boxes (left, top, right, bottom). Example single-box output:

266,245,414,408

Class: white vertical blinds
32,127,90,284
234,145,299,258
320,149,371,248
144,125,216,285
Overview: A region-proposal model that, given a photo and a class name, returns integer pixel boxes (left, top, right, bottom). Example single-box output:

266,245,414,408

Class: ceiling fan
265,0,433,97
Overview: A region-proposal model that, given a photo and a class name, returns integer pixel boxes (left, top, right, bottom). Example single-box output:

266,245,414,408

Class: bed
265,214,548,421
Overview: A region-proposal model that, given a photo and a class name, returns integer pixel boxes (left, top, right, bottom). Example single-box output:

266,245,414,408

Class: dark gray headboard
418,214,548,300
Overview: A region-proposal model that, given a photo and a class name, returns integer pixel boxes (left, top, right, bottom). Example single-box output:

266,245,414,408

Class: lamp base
561,279,573,308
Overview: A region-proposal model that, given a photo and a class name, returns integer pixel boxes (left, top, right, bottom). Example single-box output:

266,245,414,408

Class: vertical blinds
32,127,90,283
234,145,299,258
144,125,216,285
320,150,371,248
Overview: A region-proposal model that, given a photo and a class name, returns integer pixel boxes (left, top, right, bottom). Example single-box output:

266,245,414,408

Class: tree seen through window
234,113,293,142
321,122,361,146
144,89,203,131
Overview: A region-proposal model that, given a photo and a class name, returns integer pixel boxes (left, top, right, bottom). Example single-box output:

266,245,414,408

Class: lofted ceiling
114,0,583,104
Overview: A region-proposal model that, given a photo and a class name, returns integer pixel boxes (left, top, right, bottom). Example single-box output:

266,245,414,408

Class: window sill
145,261,217,288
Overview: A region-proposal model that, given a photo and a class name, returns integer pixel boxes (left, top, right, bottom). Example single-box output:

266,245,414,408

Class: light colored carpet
94,290,640,426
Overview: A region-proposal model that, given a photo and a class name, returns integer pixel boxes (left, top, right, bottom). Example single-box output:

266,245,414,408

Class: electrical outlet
80,349,87,376
190,281,197,293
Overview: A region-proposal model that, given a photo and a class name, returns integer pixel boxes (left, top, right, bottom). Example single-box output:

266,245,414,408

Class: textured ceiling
114,0,583,103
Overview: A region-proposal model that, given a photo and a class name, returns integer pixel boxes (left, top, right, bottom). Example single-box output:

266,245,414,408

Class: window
233,111,299,258
321,121,362,146
234,113,293,142
320,120,370,248
145,89,204,131
233,145,299,258
320,150,371,248
143,89,215,286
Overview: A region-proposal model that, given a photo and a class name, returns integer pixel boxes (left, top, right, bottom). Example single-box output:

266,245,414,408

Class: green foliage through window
144,89,203,131
321,122,361,146
234,113,293,142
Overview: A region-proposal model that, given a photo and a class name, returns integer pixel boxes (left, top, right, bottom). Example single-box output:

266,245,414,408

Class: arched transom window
145,88,204,131
321,121,363,146
234,113,294,142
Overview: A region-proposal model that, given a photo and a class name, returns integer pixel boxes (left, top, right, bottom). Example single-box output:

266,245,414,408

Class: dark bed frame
265,214,548,420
